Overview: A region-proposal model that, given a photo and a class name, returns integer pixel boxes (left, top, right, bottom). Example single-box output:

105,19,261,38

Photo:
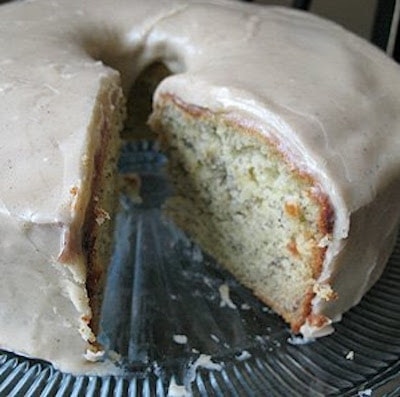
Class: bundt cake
0,0,399,374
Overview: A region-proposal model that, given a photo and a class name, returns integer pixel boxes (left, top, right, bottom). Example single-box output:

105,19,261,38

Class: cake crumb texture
151,96,332,331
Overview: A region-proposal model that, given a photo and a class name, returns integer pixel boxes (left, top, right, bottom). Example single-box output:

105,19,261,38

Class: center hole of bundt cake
123,63,172,140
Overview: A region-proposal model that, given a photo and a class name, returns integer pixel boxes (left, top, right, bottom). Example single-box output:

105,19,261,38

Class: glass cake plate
1,140,400,397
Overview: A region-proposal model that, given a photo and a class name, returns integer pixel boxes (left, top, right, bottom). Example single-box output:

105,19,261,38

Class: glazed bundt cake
0,0,399,374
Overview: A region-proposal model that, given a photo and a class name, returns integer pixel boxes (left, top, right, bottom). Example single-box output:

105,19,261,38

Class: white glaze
0,0,399,373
